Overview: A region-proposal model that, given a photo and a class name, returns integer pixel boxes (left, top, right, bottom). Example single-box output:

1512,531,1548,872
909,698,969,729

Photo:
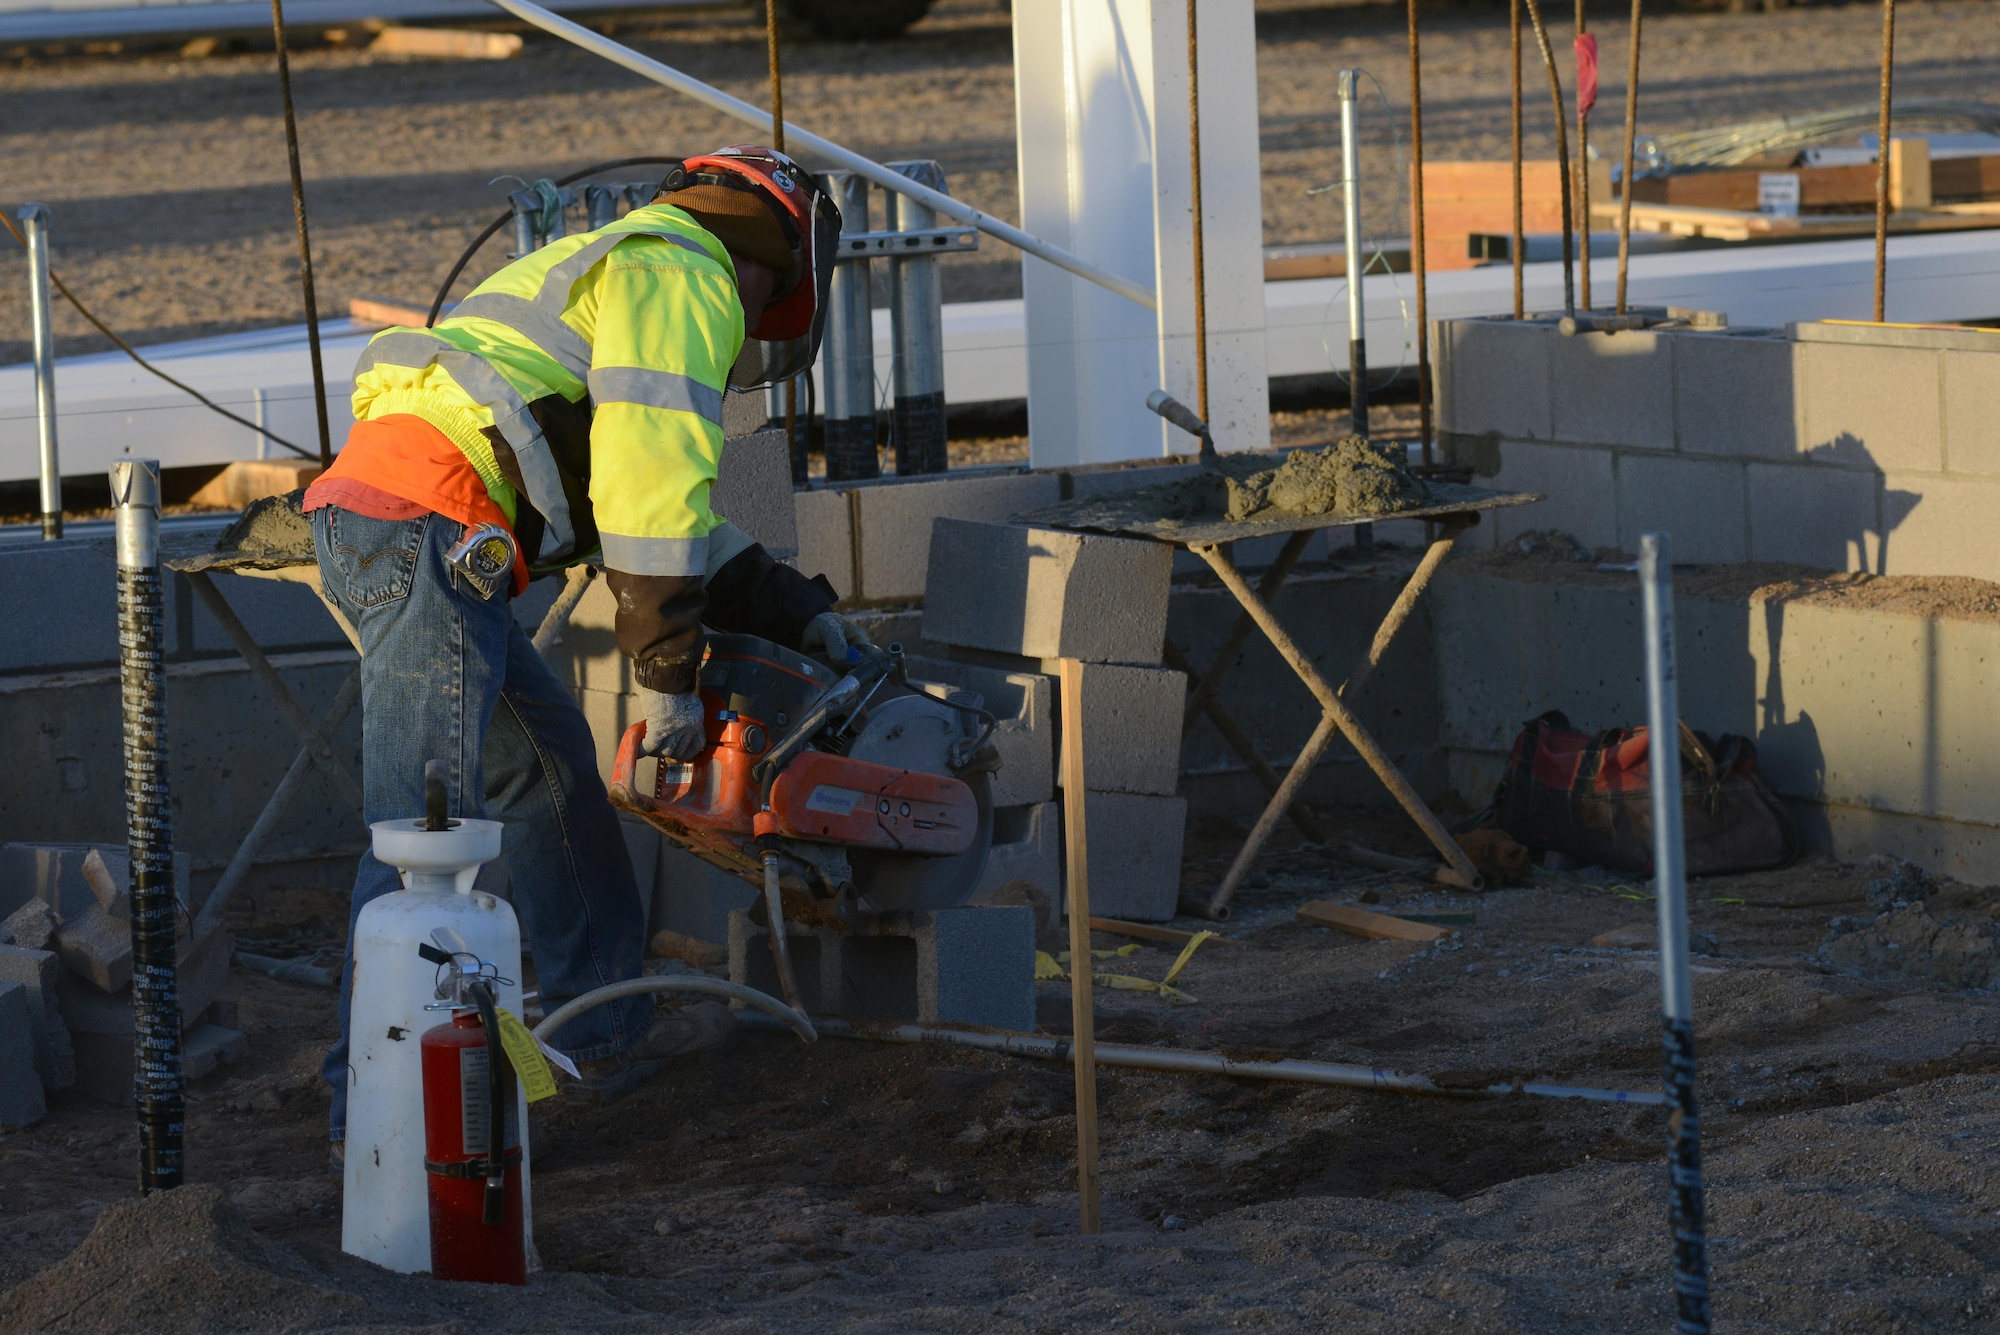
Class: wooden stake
1058,658,1101,1235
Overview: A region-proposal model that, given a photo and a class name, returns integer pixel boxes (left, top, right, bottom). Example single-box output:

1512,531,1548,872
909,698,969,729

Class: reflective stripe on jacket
349,203,742,577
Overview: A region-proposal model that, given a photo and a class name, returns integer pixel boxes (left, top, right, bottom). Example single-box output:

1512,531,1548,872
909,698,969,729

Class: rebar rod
1574,0,1591,311
483,0,1156,311
113,459,184,1193
1520,0,1576,318
1616,0,1643,315
1639,533,1711,1334
1874,0,1896,322
268,0,331,468
1407,0,1433,464
764,0,785,153
17,204,60,538
1187,0,1209,422
1510,0,1525,319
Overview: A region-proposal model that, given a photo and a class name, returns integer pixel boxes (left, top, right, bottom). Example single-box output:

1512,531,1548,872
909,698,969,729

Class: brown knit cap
660,181,798,276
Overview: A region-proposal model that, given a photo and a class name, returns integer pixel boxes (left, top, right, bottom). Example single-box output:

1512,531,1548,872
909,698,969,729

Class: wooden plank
1089,917,1235,947
1297,900,1449,942
1057,658,1101,1236
1932,154,2000,201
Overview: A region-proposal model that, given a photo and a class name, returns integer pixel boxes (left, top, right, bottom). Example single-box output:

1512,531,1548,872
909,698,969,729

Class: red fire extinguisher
420,980,525,1284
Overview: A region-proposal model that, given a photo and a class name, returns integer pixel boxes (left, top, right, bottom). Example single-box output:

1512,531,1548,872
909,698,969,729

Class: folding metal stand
164,550,597,934
1027,481,1542,920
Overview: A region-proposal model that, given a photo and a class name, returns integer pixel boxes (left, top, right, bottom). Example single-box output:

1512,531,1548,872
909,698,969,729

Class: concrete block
0,982,46,1129
1066,791,1187,922
1551,328,1675,450
54,904,132,992
650,841,757,947
1799,341,1943,473
1613,453,1747,564
183,1023,248,1081
1048,662,1184,797
713,427,799,559
1,897,56,950
1941,349,2000,478
729,904,1035,1030
721,386,770,437
1433,316,1553,441
0,539,119,673
794,487,856,603
905,655,1053,807
970,802,1062,912
0,843,192,923
1482,440,1618,551
922,519,1173,664
1877,473,2000,583
56,922,234,1035
1675,330,1798,461
186,570,345,657
1066,461,1204,501
0,943,75,1092
853,472,1062,604
576,686,641,781
1746,463,1879,570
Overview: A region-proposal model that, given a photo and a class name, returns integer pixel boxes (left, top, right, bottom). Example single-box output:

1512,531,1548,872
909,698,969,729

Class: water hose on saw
532,975,817,1048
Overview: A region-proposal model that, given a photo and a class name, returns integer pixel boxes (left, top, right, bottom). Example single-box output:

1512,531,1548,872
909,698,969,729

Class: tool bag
1491,710,1798,876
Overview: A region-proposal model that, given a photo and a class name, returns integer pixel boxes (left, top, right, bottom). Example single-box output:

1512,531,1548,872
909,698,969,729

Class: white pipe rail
482,0,1157,311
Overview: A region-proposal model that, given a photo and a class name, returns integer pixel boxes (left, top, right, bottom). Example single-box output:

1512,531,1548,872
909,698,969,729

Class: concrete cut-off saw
609,635,1001,1005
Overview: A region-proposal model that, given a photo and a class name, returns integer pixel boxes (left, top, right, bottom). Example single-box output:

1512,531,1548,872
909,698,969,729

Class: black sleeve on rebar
701,542,839,650
605,570,710,694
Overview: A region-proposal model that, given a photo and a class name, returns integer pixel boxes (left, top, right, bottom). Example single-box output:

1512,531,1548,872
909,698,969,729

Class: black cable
1,208,317,461
268,0,333,468
426,155,691,328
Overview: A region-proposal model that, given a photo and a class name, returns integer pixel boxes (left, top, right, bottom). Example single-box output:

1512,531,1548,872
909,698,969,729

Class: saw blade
843,693,994,911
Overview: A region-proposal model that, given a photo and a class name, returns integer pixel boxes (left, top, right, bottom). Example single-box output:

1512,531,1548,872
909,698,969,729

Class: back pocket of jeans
320,509,425,609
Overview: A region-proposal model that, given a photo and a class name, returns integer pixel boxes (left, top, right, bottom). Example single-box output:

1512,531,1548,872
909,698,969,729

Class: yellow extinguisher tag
494,1007,559,1103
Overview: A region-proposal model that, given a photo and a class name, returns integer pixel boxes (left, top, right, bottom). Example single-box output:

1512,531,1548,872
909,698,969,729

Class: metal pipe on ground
738,1013,1666,1108
822,171,878,481
886,160,949,476
1639,533,1713,1332
17,203,60,540
112,458,185,1193
481,0,1156,312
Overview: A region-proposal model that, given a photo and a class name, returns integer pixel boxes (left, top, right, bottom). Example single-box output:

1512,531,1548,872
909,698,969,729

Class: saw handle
609,721,652,808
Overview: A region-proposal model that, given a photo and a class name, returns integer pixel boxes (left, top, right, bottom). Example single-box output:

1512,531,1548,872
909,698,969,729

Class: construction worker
304,147,865,1166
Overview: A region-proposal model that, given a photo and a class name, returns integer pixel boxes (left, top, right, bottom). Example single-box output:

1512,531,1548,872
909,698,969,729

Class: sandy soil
3,806,1998,1332
8,0,2000,366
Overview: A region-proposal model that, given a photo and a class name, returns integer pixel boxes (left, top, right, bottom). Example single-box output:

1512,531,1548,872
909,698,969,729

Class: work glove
801,611,872,668
638,686,707,761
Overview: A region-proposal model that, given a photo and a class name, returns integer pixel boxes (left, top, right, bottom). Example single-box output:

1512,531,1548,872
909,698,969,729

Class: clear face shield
726,189,841,393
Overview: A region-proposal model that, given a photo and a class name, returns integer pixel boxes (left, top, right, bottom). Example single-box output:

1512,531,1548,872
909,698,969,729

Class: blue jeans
314,506,653,1140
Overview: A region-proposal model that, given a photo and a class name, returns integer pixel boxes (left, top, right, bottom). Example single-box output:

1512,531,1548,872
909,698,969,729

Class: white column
1013,0,1269,468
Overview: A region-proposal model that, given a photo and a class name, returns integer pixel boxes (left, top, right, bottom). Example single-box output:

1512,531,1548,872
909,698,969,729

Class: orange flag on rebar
1574,33,1599,119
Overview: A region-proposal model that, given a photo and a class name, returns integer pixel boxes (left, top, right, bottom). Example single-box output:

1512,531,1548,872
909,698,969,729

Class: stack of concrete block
729,904,1035,1031
919,518,1189,922
0,842,243,1107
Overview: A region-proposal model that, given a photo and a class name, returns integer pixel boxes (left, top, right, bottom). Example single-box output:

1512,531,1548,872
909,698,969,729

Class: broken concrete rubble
1,896,57,950
0,942,75,1092
53,904,133,993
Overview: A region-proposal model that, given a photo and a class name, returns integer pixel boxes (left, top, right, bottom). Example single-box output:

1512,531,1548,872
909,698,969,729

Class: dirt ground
3,801,1999,1332
8,0,2000,366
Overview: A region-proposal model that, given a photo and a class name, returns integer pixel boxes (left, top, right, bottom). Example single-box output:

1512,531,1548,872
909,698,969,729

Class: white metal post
1639,532,1712,1335
18,203,61,539
1012,0,1268,467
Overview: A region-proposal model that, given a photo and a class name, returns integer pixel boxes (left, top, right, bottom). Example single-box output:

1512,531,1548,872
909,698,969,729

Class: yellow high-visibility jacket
349,203,833,692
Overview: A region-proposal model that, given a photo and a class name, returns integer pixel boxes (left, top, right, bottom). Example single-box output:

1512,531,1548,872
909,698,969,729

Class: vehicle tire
775,0,937,41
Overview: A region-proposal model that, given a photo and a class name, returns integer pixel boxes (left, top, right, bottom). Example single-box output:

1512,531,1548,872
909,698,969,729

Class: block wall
1436,317,2000,579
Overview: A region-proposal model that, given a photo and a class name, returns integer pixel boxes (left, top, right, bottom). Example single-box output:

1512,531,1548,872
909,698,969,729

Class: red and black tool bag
1492,711,1798,877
